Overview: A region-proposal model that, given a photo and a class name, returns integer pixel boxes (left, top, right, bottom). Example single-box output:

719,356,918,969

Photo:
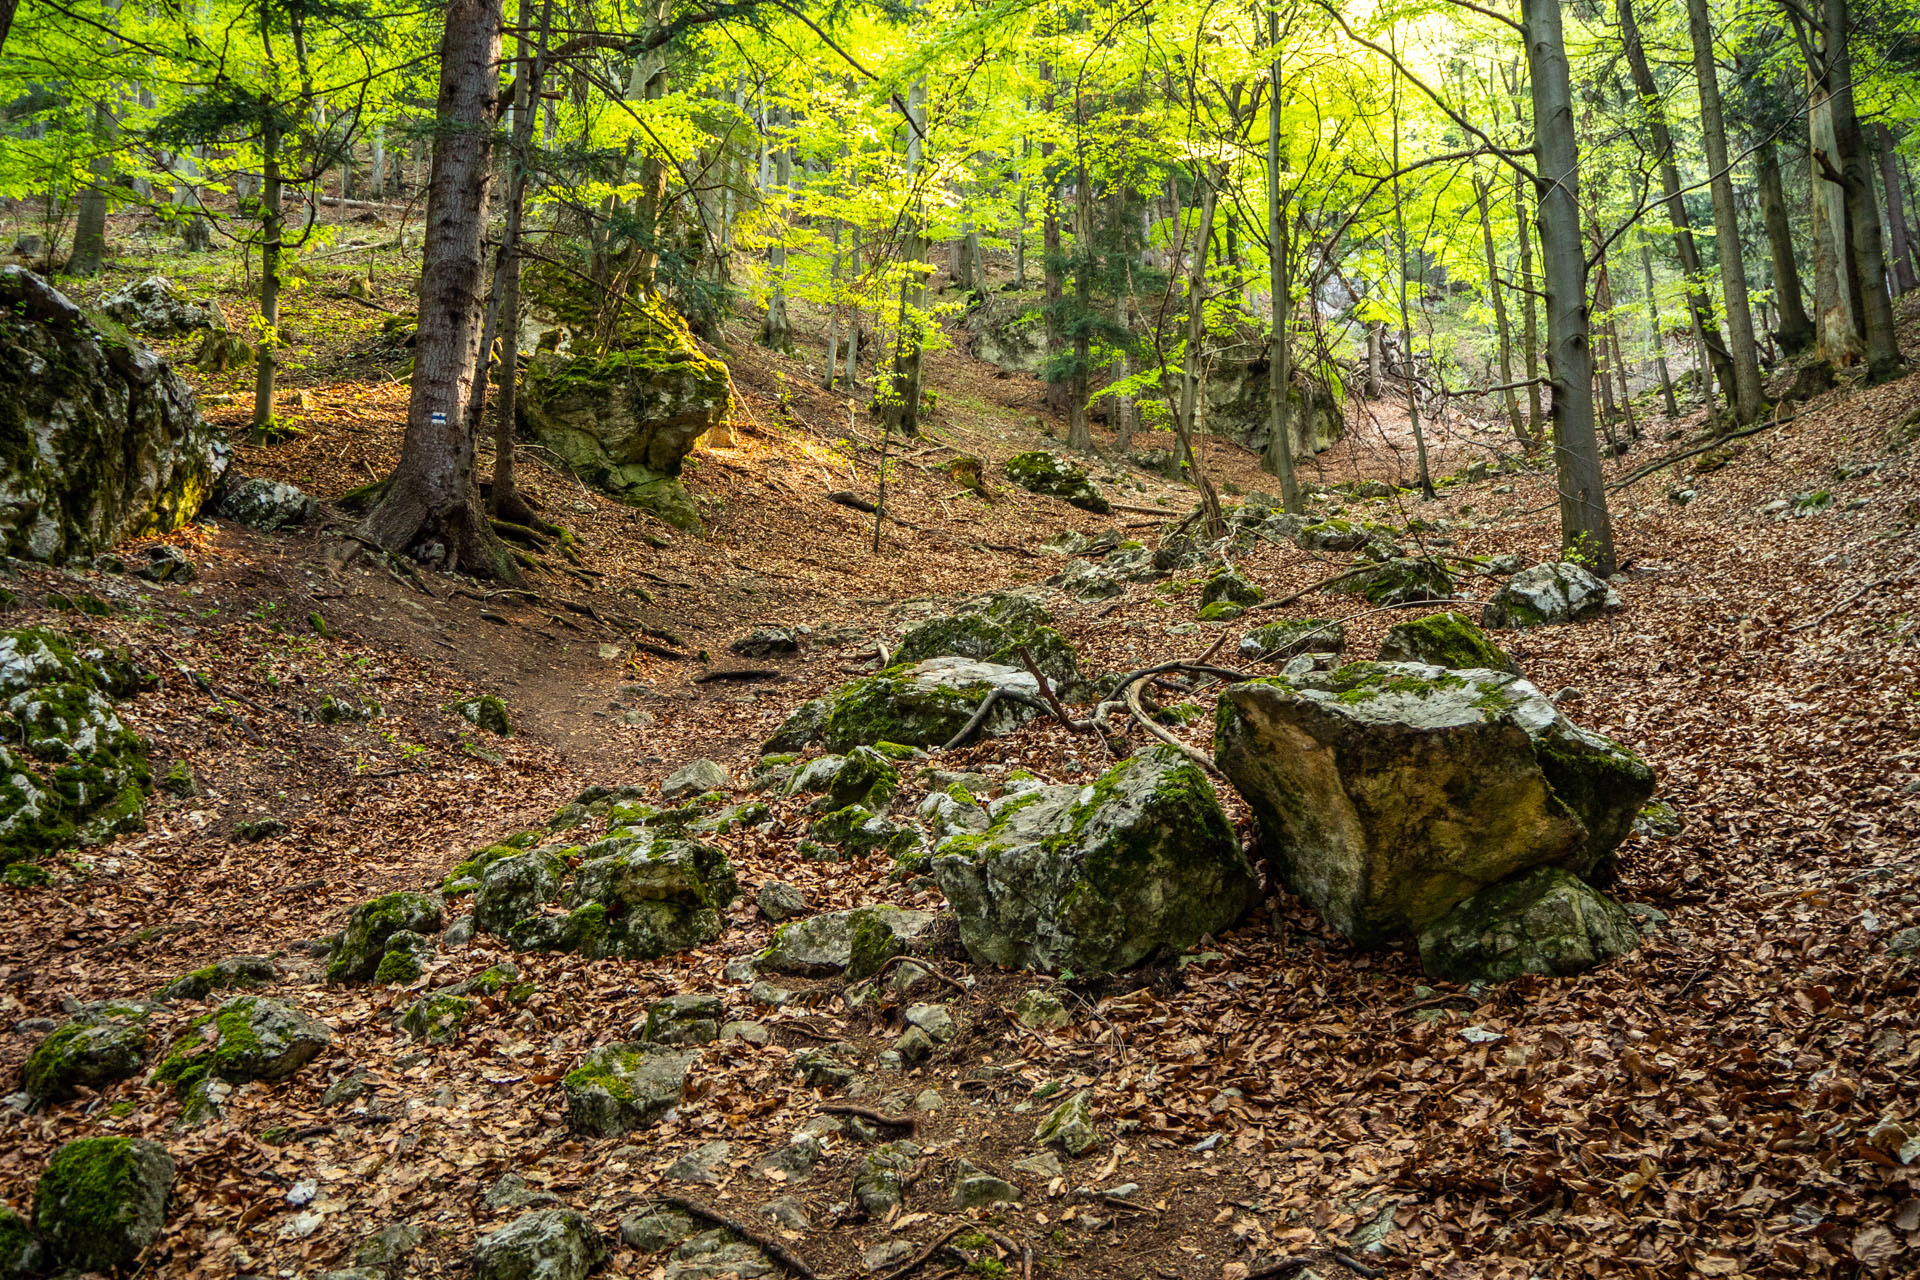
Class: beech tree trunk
882,81,927,438
1177,168,1224,539
1618,0,1739,415
1755,138,1816,355
360,0,515,579
67,106,113,276
1263,20,1301,512
1066,157,1094,452
489,0,552,522
1524,0,1614,574
1683,0,1764,421
1877,123,1917,295
0,1,18,58
1641,245,1680,417
250,114,284,441
1514,173,1543,438
1474,171,1525,443
761,107,794,351
1816,0,1902,382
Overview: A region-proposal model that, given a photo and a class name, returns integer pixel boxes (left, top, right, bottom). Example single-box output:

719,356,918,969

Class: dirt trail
2,254,1919,1279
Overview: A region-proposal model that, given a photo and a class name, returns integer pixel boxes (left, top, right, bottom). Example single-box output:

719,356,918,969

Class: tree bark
1524,0,1615,574
1876,123,1917,295
1177,167,1224,539
361,0,516,579
1474,170,1526,443
882,81,927,438
67,106,113,276
1682,0,1764,422
1389,56,1434,500
1754,137,1816,355
1066,156,1095,453
250,109,284,441
489,0,551,521
760,106,794,351
1618,0,1739,414
1816,0,1902,382
0,0,19,59
1641,244,1680,417
1263,19,1301,512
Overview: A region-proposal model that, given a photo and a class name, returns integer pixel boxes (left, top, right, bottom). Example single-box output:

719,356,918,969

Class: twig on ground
693,669,785,683
873,1224,970,1280
819,1103,916,1129
653,1195,817,1279
869,953,971,996
1788,557,1918,631
941,687,1050,750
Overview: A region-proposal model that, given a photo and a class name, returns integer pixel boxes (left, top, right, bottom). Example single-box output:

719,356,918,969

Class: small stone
951,1160,1021,1208
758,881,809,922
321,1068,376,1107
731,628,800,658
795,1047,859,1091
913,1088,944,1112
893,1025,936,1064
1034,1089,1098,1156
663,759,731,802
665,1140,732,1184
562,1043,697,1136
158,954,278,1002
641,994,723,1045
1011,1151,1062,1181
864,1240,914,1271
902,1003,955,1042
483,1173,563,1211
620,1205,700,1252
356,1222,425,1267
761,1197,810,1232
1012,990,1071,1029
753,1135,823,1182
1887,926,1920,957
445,915,478,946
852,1141,920,1215
471,1209,606,1280
721,1020,771,1046
750,981,797,1008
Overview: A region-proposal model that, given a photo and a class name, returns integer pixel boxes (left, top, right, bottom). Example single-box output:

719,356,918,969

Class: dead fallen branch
652,1195,817,1280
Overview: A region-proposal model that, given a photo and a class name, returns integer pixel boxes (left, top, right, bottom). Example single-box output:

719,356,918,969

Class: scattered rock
1295,519,1370,552
457,694,513,736
400,993,475,1044
1011,1151,1062,1181
471,1209,607,1280
356,1222,425,1268
952,1160,1021,1208
1377,612,1519,673
756,880,808,922
664,1228,776,1279
758,906,936,977
562,1042,696,1135
1012,990,1071,1029
1004,451,1110,513
903,1002,955,1042
893,592,1081,690
1417,867,1641,982
321,1068,376,1107
31,1136,174,1275
1887,926,1920,958
786,747,901,811
665,1140,732,1184
100,275,217,335
810,658,1043,752
0,267,226,563
475,851,566,937
761,698,829,753
23,1002,154,1105
484,1173,563,1211
1332,557,1453,608
1215,662,1654,948
328,891,445,981
621,1205,700,1252
1481,562,1621,630
132,543,195,582
216,475,315,531
641,994,722,1045
1631,800,1684,840
893,1025,937,1063
1200,567,1264,617
1034,1089,1098,1155
864,1239,915,1272
556,832,738,960
853,1141,921,1215
730,628,799,658
935,746,1259,973
663,759,730,801
1240,618,1343,663
152,996,332,1092
720,1020,770,1046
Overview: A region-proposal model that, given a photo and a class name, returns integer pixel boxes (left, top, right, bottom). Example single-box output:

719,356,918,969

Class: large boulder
563,1042,697,1135
518,288,729,530
894,592,1081,690
214,476,314,531
32,1137,174,1275
1214,662,1654,948
1204,354,1344,460
151,996,331,1092
1005,451,1110,514
557,832,739,960
1377,612,1518,674
99,276,217,336
0,629,152,868
807,657,1043,752
328,891,446,981
1481,562,1621,629
966,295,1046,375
934,747,1260,973
1417,867,1640,982
1331,557,1452,608
472,1209,607,1280
23,1001,154,1106
0,267,224,562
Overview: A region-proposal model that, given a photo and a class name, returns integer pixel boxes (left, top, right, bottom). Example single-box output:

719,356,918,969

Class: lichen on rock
1377,612,1518,673
1417,866,1640,982
1004,450,1110,514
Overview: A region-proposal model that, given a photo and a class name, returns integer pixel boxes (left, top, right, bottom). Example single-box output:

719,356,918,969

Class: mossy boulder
561,832,739,961
1417,866,1640,982
152,996,331,1094
0,1206,34,1279
401,993,475,1044
1331,558,1452,608
762,697,829,753
0,628,153,868
519,289,729,531
562,1042,697,1136
31,1136,173,1275
1295,519,1369,552
817,657,1042,751
1004,450,1110,514
1214,662,1654,949
328,891,445,981
0,267,224,564
640,994,723,1045
457,694,512,737
933,747,1258,974
1377,612,1518,674
758,906,937,976
99,275,216,336
807,805,921,861
156,954,277,1002
894,592,1082,691
1481,562,1621,630
1033,1089,1098,1156
1201,567,1263,610
1240,618,1343,664
23,1003,154,1106
474,851,567,938
785,746,900,811
372,930,432,984
472,1208,607,1280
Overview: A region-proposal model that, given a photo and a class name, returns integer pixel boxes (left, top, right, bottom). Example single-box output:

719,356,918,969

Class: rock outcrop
99,276,217,336
1004,451,1110,514
771,658,1044,753
518,283,729,530
1481,562,1621,629
893,592,1081,691
934,747,1260,973
0,268,224,562
1214,662,1653,949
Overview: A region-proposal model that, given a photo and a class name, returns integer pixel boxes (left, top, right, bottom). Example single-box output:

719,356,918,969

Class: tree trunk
882,81,927,438
1641,244,1680,417
67,107,114,276
760,106,794,351
1263,20,1301,512
360,0,515,579
1066,158,1094,452
0,0,19,58
489,0,552,522
1683,0,1764,422
1525,0,1615,574
1177,168,1225,540
250,112,284,441
1618,0,1739,414
1755,137,1816,355
1389,62,1434,500
1816,0,1902,382
1877,123,1917,295
1514,172,1543,438
1474,170,1526,443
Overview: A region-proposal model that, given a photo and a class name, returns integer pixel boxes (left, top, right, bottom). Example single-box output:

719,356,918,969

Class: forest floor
3,212,1920,1280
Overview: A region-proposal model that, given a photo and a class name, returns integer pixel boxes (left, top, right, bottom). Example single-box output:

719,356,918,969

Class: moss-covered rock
818,658,1042,751
1004,451,1110,513
372,930,432,984
0,628,153,868
807,805,922,861
894,593,1082,691
1214,662,1654,948
0,1205,35,1279
640,994,722,1045
758,906,937,976
1481,562,1621,630
519,287,729,531
472,1208,607,1280
1417,866,1640,982
1331,557,1452,608
328,891,445,982
762,697,829,753
31,1136,174,1275
0,267,224,564
1377,612,1518,673
151,996,331,1094
23,1003,154,1106
1295,519,1370,552
562,1041,697,1136
933,747,1258,974
785,746,901,811
474,851,567,938
1033,1089,1098,1156
457,694,512,737
157,954,277,1002
400,993,475,1044
1240,618,1343,663
1201,568,1263,610
561,832,739,961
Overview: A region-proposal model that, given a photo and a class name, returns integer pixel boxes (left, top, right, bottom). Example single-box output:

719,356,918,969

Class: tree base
360,473,521,582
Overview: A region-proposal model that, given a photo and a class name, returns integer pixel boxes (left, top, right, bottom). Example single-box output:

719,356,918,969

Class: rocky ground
2,218,1920,1280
